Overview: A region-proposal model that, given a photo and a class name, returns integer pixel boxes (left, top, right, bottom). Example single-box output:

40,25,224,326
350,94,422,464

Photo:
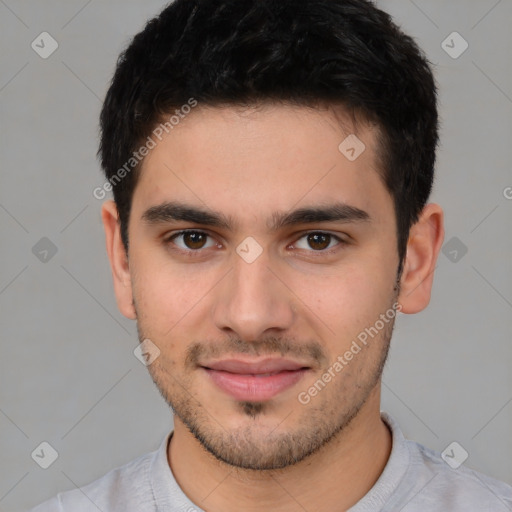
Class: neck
168,385,391,512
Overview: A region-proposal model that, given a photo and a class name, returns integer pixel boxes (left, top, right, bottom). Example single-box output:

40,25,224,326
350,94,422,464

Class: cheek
292,258,396,340
130,254,212,336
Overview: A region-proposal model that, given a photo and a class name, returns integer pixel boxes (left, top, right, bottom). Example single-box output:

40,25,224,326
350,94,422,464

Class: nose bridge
212,248,294,340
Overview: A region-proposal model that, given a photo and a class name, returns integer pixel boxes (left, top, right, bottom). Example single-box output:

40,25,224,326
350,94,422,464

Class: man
30,0,512,510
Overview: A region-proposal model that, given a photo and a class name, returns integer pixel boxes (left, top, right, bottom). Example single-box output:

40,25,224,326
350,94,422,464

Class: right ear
101,200,136,320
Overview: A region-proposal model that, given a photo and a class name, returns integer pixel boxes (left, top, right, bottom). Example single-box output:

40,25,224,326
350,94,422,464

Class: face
120,104,403,469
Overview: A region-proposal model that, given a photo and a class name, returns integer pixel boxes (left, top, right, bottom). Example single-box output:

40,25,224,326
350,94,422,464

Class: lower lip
203,368,308,401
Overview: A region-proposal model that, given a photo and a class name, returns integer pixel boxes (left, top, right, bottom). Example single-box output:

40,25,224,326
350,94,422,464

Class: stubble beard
138,304,395,471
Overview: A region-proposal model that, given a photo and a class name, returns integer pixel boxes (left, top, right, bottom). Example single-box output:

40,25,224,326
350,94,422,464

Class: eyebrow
141,200,370,231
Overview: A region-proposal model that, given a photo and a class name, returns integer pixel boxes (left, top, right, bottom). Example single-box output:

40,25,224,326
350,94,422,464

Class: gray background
0,1,511,510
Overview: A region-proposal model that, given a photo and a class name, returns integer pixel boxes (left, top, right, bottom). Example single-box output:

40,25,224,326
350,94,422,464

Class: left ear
398,203,444,314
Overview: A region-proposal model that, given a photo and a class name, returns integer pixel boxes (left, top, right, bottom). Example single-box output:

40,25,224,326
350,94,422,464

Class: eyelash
163,229,347,257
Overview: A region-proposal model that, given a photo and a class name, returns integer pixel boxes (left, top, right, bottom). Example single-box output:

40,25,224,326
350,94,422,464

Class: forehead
131,104,393,226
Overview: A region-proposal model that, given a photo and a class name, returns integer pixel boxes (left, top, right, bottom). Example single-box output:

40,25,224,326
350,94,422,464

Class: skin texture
102,104,444,511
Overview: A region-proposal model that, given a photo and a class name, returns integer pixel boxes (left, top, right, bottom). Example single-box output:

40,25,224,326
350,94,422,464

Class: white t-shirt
28,413,512,511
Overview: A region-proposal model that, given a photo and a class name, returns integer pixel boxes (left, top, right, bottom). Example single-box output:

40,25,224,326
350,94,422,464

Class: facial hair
136,294,397,471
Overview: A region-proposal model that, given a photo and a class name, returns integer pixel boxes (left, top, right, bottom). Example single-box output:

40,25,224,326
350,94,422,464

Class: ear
101,200,136,319
398,203,444,314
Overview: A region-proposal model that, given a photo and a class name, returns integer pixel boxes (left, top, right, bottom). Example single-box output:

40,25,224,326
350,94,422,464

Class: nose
212,249,295,342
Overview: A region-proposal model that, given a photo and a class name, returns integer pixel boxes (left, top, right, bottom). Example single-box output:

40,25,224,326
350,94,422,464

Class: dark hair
99,0,438,269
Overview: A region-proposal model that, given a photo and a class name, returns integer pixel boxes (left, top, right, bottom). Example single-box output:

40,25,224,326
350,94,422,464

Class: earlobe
101,200,137,320
397,203,444,314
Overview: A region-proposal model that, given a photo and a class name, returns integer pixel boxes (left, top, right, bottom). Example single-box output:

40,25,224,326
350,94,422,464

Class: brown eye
182,231,208,249
170,231,216,251
307,232,332,250
292,231,344,253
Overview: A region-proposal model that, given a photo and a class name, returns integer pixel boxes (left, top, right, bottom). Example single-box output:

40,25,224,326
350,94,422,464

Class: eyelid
165,229,220,251
290,231,347,252
163,229,349,253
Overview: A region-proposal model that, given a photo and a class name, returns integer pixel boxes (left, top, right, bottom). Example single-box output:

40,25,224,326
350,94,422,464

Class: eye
167,230,218,251
293,232,343,251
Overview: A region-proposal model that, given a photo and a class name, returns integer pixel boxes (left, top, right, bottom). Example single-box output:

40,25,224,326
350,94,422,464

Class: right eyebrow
141,201,234,230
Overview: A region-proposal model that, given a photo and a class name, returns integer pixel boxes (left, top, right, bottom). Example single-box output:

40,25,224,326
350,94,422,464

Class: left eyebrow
141,200,370,232
268,202,370,231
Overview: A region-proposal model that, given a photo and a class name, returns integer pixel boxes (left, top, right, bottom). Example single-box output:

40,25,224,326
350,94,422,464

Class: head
100,0,444,470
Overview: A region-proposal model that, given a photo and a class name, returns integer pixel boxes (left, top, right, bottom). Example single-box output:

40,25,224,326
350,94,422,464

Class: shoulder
377,413,512,512
405,439,512,510
26,446,158,512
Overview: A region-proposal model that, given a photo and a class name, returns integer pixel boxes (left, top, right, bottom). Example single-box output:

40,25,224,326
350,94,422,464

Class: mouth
200,358,311,401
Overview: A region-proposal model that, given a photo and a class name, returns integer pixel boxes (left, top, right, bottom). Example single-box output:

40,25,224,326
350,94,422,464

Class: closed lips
201,358,309,374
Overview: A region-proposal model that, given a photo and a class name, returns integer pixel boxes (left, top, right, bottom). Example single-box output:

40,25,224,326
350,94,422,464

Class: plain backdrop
0,1,511,510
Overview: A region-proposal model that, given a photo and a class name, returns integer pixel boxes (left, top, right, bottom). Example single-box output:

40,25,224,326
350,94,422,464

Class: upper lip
201,358,309,374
